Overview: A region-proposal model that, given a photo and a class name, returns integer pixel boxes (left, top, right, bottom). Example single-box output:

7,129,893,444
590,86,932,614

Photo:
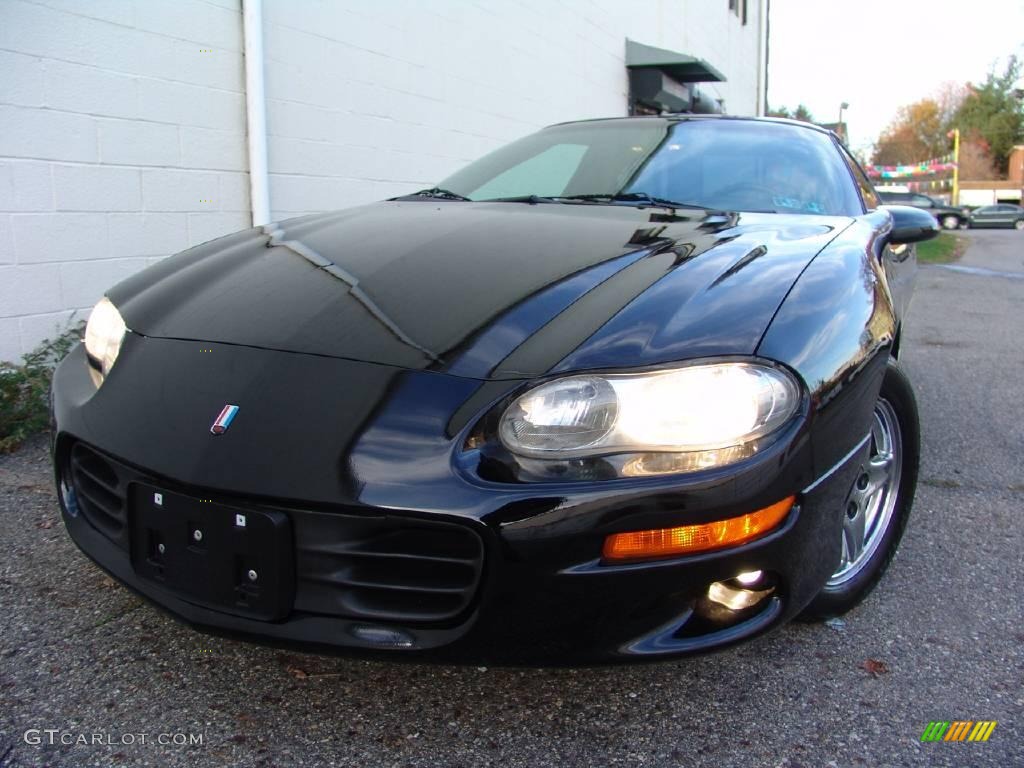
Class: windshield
436,119,863,216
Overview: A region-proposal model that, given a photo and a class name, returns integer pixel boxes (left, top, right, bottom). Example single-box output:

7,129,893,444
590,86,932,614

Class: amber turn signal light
602,496,795,562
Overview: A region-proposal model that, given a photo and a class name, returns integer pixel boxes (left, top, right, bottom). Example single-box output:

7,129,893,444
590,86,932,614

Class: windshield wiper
398,187,472,201
478,195,562,204
396,188,708,209
561,193,708,210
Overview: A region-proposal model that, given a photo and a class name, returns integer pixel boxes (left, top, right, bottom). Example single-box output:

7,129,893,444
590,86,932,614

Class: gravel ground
1,229,1022,768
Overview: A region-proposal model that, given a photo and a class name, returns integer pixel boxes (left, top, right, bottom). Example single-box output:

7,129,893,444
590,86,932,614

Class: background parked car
878,191,968,230
967,203,1024,229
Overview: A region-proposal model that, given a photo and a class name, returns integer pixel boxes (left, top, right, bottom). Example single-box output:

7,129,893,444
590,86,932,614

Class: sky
768,0,1024,157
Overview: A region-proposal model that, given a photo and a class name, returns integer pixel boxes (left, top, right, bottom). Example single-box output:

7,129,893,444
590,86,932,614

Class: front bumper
51,336,870,664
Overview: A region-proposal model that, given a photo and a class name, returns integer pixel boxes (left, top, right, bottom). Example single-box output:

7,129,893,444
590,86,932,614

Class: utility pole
951,128,960,206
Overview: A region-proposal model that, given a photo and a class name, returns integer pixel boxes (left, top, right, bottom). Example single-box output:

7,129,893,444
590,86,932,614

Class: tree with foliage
934,81,969,127
872,98,952,165
953,56,1024,173
958,137,999,180
767,104,815,122
871,64,1020,177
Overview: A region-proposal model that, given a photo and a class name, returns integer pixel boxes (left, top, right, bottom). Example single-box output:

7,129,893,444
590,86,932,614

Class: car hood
108,201,852,380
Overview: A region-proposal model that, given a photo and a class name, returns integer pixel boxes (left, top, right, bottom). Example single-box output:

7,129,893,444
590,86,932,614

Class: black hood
108,201,851,380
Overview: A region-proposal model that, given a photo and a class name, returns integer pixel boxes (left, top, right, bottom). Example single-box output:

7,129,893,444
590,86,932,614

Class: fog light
735,569,763,586
706,579,775,611
602,496,794,562
59,476,79,517
349,624,414,648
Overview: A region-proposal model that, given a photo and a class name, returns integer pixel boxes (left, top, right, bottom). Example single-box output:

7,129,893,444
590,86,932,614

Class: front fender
756,214,897,478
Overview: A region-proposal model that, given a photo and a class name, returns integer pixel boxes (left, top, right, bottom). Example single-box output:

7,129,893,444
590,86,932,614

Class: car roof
546,114,837,138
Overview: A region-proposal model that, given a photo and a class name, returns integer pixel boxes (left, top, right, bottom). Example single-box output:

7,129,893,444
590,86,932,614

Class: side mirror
881,205,940,245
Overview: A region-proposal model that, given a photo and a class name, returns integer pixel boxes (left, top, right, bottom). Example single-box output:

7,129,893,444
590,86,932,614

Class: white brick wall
0,0,763,361
0,0,246,360
260,0,764,219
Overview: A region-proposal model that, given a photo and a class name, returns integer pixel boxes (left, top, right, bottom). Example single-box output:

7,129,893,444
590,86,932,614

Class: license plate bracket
130,484,293,620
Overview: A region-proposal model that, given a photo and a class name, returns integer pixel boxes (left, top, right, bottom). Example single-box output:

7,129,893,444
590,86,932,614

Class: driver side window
837,144,879,211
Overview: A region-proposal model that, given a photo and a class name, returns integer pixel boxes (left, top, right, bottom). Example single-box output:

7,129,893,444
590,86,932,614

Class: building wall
958,181,1023,207
1007,146,1024,185
0,0,250,362
261,0,765,218
0,0,764,361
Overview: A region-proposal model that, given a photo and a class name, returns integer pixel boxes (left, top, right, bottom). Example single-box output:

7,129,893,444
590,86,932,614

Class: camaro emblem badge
210,404,240,435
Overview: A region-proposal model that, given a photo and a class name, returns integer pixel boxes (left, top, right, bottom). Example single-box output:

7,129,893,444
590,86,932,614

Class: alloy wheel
827,398,903,587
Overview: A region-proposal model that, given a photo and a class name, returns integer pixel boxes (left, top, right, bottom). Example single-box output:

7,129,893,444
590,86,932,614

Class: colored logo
921,721,997,742
210,404,240,435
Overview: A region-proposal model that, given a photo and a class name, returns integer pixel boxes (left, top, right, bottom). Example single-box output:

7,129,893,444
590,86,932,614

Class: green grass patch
0,322,84,453
916,232,967,264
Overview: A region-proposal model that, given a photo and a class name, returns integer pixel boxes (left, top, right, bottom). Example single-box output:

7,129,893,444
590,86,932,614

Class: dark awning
625,39,726,83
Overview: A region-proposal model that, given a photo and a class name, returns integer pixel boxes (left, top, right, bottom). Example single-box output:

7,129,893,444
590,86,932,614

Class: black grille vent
63,440,486,626
294,513,484,624
69,442,128,543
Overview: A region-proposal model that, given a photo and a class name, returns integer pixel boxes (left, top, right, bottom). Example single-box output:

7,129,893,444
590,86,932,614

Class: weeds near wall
0,322,85,453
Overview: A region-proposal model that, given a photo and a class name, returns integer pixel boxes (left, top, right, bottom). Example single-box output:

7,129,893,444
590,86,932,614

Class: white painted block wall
0,0,249,361
0,0,763,361
260,0,764,217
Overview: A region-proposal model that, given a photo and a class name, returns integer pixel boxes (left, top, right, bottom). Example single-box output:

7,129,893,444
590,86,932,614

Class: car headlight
498,362,800,474
84,297,127,385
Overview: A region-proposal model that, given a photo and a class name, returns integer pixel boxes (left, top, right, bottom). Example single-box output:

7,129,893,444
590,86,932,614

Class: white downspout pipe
242,0,271,226
757,0,770,116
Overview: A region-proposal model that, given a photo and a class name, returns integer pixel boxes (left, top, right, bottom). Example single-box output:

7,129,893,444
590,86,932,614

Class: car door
972,205,998,227
996,204,1021,226
987,202,1011,224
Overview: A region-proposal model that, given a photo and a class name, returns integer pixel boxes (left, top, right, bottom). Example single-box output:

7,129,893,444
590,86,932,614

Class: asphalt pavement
1,228,1022,768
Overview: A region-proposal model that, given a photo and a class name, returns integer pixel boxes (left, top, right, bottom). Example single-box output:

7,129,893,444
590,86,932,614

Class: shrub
0,322,85,453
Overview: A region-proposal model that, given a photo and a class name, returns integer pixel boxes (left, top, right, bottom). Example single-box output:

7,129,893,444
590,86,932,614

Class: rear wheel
1014,219,1024,230
941,214,960,230
801,361,919,619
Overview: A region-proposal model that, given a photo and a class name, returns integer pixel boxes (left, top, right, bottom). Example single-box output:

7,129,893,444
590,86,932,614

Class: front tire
941,215,960,230
801,361,920,619
1014,219,1024,230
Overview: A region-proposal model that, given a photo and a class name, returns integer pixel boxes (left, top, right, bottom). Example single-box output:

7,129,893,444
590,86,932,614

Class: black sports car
877,190,967,230
51,116,939,663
